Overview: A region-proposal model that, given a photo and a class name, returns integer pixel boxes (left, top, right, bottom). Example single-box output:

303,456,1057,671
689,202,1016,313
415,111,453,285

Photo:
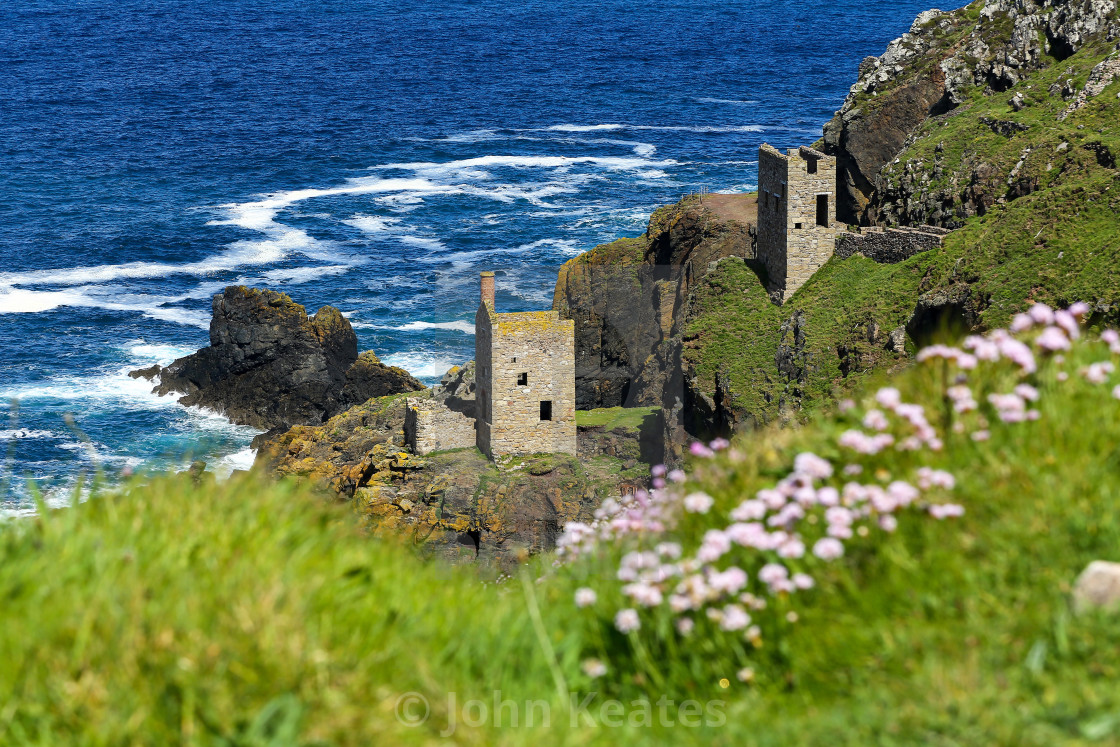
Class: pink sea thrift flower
971,429,991,442
676,617,694,635
689,442,714,458
813,537,845,561
1028,303,1055,326
614,609,641,633
708,566,749,595
719,605,751,631
916,467,955,490
1069,301,1091,318
1114,385,1120,400
879,515,898,532
862,409,890,431
792,573,815,590
758,563,789,586
1036,326,1072,352
656,542,682,559
777,538,806,559
622,582,663,607
794,452,833,480
651,464,667,477
1054,310,1080,339
709,437,731,451
997,337,1036,373
731,499,767,521
697,529,732,562
928,503,966,520
876,387,902,409
1010,313,1034,333
667,469,686,483
575,588,597,608
582,659,607,678
683,492,714,514
1014,384,1039,402
817,486,840,506
1082,361,1115,384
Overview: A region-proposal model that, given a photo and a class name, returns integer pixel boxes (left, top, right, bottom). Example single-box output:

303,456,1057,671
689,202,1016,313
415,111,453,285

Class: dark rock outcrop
552,196,757,450
822,0,1120,225
139,286,423,429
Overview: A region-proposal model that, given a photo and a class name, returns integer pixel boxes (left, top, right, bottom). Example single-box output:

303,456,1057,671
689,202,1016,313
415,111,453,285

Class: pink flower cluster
564,302,1120,650
838,387,942,454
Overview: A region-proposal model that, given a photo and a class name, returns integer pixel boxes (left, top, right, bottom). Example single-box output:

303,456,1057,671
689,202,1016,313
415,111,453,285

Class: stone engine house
756,144,843,303
475,272,577,458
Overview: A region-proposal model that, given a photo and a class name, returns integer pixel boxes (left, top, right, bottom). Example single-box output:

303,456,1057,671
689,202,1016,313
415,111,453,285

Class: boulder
137,286,423,429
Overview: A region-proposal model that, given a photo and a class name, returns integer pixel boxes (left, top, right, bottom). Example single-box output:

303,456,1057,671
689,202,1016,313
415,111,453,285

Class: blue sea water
0,0,937,510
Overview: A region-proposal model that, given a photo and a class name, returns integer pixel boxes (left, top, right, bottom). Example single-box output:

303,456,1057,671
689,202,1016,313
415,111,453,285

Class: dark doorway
816,195,829,227
539,401,552,421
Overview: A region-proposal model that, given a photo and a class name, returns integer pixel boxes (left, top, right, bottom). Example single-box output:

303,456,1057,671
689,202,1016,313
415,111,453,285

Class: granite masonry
756,144,843,303
835,225,950,263
403,273,577,459
476,272,577,458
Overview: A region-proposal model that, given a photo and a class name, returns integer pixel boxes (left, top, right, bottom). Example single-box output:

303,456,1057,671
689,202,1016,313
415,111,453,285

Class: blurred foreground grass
2,327,1120,745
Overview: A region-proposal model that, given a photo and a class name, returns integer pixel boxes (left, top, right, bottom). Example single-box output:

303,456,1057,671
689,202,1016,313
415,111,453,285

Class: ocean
0,0,938,511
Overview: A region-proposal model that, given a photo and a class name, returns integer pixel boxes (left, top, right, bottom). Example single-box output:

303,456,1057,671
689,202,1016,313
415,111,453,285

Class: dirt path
700,193,758,225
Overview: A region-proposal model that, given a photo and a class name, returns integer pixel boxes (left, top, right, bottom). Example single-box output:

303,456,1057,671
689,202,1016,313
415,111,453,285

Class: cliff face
556,0,1120,447
552,195,757,454
142,286,423,430
823,0,1120,226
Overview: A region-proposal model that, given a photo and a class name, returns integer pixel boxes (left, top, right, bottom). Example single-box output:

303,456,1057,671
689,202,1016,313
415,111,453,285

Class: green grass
4,321,1120,743
575,407,659,431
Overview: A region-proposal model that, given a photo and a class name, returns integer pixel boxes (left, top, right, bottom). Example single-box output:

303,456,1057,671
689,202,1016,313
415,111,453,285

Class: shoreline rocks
134,286,423,430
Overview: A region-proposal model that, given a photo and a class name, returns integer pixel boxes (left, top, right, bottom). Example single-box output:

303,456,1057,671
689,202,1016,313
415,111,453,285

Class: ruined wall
477,307,576,457
757,144,842,303
475,302,495,454
404,398,476,455
835,225,948,264
784,146,841,297
756,144,789,300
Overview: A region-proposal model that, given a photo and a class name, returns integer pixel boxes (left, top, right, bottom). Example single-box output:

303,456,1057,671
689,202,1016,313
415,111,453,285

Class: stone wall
404,398,476,455
756,144,789,300
756,145,842,303
835,225,948,263
476,303,577,458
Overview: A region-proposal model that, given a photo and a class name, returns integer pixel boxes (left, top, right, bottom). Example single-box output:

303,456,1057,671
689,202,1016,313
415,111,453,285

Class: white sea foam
125,341,195,366
381,352,463,380
695,97,760,106
0,285,212,328
371,154,676,174
212,447,258,480
540,123,764,134
259,264,353,285
0,430,56,440
397,236,447,252
342,215,406,233
394,320,476,334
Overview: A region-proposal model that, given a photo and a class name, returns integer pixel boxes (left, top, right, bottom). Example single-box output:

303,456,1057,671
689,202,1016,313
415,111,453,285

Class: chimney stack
480,271,495,308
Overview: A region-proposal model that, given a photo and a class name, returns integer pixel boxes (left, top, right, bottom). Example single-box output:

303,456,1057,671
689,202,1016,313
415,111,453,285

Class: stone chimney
480,271,495,308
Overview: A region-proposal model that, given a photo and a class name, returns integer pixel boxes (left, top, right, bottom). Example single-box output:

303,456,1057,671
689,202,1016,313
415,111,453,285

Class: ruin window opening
517,372,528,386
794,222,802,230
540,401,552,421
807,158,818,174
816,195,829,227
